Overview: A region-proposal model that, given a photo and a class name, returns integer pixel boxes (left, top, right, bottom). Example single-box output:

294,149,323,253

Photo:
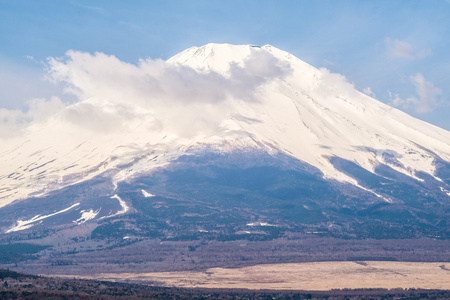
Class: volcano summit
0,44,449,273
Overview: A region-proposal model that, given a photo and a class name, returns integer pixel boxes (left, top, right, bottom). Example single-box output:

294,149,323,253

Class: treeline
1,268,450,299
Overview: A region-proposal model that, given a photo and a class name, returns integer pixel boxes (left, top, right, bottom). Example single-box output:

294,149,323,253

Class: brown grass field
69,261,450,291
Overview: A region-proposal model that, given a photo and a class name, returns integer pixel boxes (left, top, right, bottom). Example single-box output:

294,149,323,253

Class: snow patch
74,208,100,225
111,194,129,214
440,187,450,197
246,222,276,227
5,203,80,233
107,194,129,218
141,189,155,198
357,184,393,203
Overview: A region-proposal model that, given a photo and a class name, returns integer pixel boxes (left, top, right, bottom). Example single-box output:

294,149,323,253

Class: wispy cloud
363,87,376,97
410,73,442,113
385,38,431,59
70,1,106,14
389,73,442,113
118,21,141,30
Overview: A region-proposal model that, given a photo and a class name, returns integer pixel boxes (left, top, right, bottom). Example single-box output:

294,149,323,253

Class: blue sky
1,0,450,130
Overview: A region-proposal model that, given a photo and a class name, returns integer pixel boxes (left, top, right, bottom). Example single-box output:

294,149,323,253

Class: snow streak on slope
108,195,129,217
141,189,155,198
0,43,449,207
6,203,80,233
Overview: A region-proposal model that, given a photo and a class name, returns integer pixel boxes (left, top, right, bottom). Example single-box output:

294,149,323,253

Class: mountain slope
0,43,449,240
1,44,449,210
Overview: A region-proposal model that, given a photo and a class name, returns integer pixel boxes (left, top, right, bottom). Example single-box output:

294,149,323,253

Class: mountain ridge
1,43,450,208
0,43,449,240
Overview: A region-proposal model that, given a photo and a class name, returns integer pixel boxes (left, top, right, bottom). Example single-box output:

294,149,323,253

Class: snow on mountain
5,202,80,233
170,44,450,180
1,43,449,208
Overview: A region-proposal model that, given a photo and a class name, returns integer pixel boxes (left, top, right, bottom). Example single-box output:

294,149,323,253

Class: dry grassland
75,261,450,291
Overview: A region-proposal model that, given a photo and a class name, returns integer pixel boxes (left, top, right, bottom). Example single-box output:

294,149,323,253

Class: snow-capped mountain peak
1,43,449,209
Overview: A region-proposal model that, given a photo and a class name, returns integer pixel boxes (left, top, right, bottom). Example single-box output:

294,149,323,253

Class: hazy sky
1,0,449,130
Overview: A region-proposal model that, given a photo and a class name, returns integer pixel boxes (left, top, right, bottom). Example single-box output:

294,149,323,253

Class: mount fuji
0,44,449,272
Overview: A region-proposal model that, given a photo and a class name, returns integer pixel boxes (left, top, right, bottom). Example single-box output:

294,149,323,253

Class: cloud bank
1,49,291,139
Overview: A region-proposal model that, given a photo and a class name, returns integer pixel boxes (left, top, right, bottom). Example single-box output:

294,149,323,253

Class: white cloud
0,97,64,138
48,50,290,105
410,73,442,113
43,49,291,137
25,55,35,62
363,87,376,97
385,38,431,59
389,73,442,113
27,97,65,121
0,108,22,138
1,48,290,140
388,91,415,110
315,68,359,99
0,60,65,110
